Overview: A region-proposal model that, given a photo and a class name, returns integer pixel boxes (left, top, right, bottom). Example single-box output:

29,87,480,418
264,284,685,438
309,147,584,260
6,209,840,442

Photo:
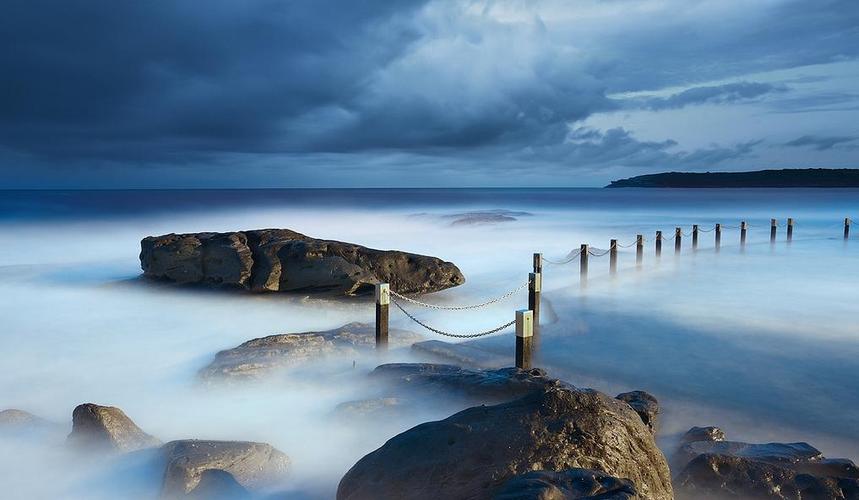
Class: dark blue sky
2,0,858,188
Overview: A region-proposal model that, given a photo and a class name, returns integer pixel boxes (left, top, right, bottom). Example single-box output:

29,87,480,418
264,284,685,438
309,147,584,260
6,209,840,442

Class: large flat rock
140,228,464,296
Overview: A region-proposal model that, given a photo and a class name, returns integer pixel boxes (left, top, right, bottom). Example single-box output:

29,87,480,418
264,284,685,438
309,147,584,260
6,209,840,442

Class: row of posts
375,217,852,369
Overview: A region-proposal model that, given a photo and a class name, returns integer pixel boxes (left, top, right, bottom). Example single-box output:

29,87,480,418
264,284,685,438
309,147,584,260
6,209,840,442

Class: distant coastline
606,168,859,188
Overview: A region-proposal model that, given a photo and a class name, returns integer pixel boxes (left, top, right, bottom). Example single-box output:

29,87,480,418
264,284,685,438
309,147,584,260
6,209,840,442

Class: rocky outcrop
160,440,289,497
494,469,638,500
67,403,161,453
445,209,532,226
199,323,422,381
615,391,659,434
140,229,464,296
337,382,673,500
673,426,859,499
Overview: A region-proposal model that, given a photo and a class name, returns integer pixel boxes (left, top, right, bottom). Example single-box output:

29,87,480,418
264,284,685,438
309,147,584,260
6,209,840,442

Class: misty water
1,188,857,499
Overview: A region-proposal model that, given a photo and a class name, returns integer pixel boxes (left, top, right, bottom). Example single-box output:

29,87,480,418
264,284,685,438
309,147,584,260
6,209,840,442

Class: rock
160,440,289,497
615,391,659,434
444,209,532,226
673,427,859,499
199,323,422,381
185,469,252,499
411,340,508,368
333,398,411,420
0,409,44,428
67,403,161,453
141,229,464,296
493,469,638,500
336,384,673,500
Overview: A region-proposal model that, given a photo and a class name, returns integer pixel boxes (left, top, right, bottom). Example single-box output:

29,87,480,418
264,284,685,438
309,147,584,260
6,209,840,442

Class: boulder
493,469,638,500
615,391,659,434
160,440,289,497
673,427,859,499
336,384,673,500
199,323,422,381
140,229,464,296
67,403,161,453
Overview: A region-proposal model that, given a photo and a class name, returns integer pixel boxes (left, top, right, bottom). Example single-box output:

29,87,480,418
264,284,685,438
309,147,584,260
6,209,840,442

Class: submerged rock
67,403,161,453
160,440,289,497
494,469,638,500
411,340,508,368
140,229,464,296
615,391,659,434
673,427,859,499
337,383,673,500
199,323,422,381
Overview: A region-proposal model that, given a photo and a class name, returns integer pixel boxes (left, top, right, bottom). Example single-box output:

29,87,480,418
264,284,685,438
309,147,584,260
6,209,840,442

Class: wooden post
740,221,747,249
636,234,644,268
609,239,618,275
692,225,699,251
515,309,534,369
787,218,794,242
845,218,851,240
580,244,589,287
715,223,721,252
528,272,541,335
674,227,681,255
533,253,543,274
375,283,389,350
770,219,777,244
655,231,662,257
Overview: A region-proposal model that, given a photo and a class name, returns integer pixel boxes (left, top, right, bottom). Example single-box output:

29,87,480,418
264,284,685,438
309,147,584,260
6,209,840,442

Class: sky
1,0,858,188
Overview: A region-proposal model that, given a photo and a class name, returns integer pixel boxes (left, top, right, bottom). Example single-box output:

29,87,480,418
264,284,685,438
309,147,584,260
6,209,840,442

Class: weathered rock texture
140,229,464,296
494,469,638,500
160,440,289,497
67,403,161,453
615,391,659,434
673,426,859,499
199,323,422,381
337,382,673,500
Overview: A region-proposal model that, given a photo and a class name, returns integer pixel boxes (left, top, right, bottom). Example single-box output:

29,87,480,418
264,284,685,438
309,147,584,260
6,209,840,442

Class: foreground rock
337,381,673,500
674,426,859,499
200,323,422,380
140,229,464,296
67,403,161,453
160,440,289,497
615,391,659,434
494,469,638,500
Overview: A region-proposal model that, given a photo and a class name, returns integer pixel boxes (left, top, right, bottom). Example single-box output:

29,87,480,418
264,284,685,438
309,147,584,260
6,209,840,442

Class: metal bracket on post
375,283,389,350
515,309,533,369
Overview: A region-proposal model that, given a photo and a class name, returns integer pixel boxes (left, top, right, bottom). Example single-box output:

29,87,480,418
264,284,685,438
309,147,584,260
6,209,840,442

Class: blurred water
0,188,857,498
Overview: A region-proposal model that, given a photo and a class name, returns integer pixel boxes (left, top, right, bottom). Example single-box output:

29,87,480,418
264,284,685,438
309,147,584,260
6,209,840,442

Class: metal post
515,309,534,369
674,227,681,255
715,224,721,252
609,239,618,275
375,283,389,350
636,235,644,268
787,218,794,242
740,221,747,249
528,272,541,336
580,244,589,288
655,231,662,258
692,225,699,251
845,218,851,240
770,219,777,244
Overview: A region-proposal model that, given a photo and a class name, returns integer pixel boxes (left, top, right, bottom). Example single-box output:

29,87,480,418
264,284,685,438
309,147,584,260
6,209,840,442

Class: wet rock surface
160,440,289,497
673,426,859,499
67,403,161,453
140,229,464,296
493,469,638,500
199,323,422,381
337,378,672,500
615,391,659,434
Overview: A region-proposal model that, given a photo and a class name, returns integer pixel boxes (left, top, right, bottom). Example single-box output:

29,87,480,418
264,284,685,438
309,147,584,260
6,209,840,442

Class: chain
616,240,638,248
388,280,529,311
544,248,583,265
588,248,612,257
391,299,516,338
697,226,716,233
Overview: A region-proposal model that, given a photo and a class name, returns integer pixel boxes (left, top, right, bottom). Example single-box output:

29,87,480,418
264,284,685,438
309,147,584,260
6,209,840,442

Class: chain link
544,248,583,265
391,299,516,338
389,280,529,311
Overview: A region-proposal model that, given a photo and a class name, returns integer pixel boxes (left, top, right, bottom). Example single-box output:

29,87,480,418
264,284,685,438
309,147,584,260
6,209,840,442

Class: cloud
784,135,857,150
626,82,788,111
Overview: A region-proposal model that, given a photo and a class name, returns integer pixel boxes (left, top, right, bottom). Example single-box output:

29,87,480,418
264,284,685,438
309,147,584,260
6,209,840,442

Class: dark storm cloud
628,82,788,111
784,135,857,151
